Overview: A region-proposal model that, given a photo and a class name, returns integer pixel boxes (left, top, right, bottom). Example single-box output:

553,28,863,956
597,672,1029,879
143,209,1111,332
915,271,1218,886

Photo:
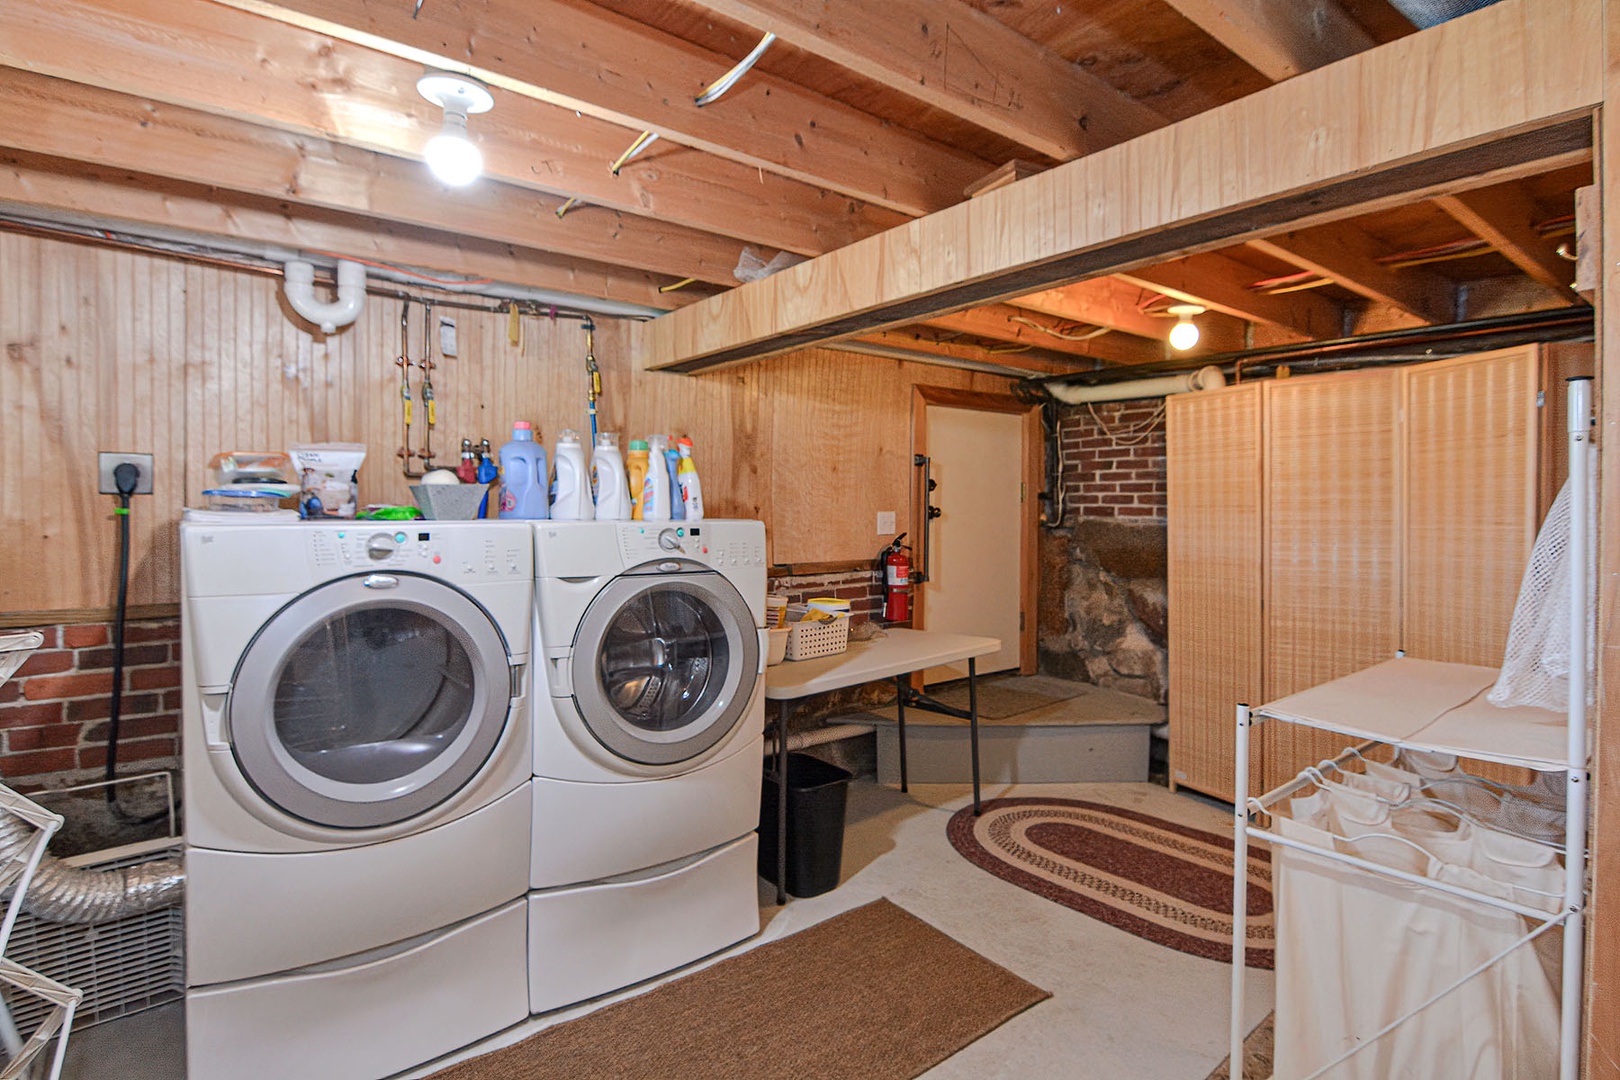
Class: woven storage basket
785,615,849,661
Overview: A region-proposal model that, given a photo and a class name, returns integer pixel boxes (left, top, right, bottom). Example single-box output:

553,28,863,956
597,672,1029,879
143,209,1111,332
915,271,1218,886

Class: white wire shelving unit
1228,377,1594,1080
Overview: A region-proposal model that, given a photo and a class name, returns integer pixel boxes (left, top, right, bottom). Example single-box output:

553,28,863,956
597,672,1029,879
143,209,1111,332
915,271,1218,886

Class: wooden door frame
910,384,1041,675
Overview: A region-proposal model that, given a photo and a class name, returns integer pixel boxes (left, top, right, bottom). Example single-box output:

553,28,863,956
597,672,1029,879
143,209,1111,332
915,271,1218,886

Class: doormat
920,675,1085,720
428,899,1049,1080
1205,1012,1275,1080
948,798,1274,969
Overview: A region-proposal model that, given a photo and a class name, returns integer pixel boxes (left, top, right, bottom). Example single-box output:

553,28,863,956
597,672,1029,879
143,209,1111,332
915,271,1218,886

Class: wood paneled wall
0,232,1008,618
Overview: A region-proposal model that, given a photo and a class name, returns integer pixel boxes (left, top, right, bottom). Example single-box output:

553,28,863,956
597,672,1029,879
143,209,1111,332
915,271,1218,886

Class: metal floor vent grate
0,844,183,1031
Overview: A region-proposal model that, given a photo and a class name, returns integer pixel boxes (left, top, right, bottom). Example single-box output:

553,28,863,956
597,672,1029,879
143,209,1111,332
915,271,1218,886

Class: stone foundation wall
1037,399,1169,704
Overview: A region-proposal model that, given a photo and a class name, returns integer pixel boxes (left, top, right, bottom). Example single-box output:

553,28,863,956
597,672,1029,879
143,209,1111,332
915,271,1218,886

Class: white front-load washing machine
181,519,534,1080
528,519,766,1012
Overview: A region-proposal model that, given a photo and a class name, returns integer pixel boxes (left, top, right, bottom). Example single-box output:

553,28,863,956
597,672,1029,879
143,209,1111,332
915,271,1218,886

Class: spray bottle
641,435,673,521
675,436,704,521
593,432,631,521
662,436,684,521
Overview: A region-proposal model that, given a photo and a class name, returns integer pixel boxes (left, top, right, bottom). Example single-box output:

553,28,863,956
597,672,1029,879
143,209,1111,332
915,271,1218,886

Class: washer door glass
228,573,512,828
570,566,759,765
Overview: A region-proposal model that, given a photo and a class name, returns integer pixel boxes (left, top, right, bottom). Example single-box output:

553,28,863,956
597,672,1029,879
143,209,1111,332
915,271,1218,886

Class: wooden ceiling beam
850,329,1093,377
1433,185,1583,301
1117,252,1344,342
1159,0,1375,82
0,150,684,309
1249,223,1457,325
686,0,1165,160
0,0,905,259
923,305,1166,366
1007,276,1251,352
214,0,988,217
0,71,750,288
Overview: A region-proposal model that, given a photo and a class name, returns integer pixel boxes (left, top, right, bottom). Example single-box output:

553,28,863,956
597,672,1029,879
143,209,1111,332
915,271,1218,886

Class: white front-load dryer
181,519,533,1080
528,519,765,1012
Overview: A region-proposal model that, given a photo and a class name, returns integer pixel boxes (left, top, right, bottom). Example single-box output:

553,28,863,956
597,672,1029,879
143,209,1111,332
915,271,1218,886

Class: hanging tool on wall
418,299,438,471
583,318,601,445
396,298,424,479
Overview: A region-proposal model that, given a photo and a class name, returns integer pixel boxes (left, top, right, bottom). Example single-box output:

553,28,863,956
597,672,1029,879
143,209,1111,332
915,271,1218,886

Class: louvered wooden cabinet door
1166,383,1263,800
1261,369,1403,792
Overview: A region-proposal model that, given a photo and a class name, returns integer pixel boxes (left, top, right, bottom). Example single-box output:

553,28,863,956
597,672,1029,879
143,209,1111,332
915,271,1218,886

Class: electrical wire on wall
1040,398,1167,529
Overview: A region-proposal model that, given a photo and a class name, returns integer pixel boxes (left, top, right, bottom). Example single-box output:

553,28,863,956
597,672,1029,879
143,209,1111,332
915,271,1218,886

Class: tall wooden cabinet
1167,345,1568,799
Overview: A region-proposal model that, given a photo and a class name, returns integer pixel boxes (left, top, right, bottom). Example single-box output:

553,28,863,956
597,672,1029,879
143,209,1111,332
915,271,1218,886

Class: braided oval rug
948,797,1274,969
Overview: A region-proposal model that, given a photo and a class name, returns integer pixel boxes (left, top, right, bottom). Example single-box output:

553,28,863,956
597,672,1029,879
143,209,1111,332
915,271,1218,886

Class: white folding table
762,628,1001,905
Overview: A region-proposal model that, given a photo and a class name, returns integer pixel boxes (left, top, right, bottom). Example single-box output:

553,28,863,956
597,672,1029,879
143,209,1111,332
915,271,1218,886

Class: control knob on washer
657,528,683,552
366,533,399,560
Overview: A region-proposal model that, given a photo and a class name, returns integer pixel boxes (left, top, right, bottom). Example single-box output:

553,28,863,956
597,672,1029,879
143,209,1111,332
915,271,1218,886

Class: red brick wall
767,567,889,624
0,619,182,791
1055,399,1167,522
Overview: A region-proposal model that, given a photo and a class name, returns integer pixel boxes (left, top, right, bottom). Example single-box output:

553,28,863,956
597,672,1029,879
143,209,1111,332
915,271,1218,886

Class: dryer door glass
228,573,513,829
571,567,760,765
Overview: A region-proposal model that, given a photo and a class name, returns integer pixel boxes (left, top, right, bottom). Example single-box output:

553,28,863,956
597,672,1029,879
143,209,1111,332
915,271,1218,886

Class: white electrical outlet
876,510,896,534
97,452,154,496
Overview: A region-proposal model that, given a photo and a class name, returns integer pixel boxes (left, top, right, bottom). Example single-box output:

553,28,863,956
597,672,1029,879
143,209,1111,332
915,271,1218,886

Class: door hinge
1020,481,1027,503
1019,611,1025,631
1537,390,1546,408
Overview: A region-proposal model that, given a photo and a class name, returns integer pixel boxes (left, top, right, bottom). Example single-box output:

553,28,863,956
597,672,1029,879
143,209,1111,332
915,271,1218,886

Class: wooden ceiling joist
1159,0,1375,82
0,150,682,309
1249,223,1457,326
214,0,989,217
1117,252,1345,342
636,0,1598,372
1007,277,1176,342
0,0,905,260
0,72,750,288
686,0,1166,160
921,305,1165,366
1434,185,1583,301
849,329,1096,377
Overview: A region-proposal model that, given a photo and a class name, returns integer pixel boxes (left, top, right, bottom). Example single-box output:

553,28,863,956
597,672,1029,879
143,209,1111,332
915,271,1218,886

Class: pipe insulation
0,814,183,924
1045,364,1225,404
284,259,366,335
763,723,876,755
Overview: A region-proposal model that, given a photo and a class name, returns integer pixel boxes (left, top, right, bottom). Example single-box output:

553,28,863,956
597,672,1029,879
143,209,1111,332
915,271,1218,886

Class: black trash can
758,752,853,898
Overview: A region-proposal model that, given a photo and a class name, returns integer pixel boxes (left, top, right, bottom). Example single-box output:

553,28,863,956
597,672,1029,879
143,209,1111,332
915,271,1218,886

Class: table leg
776,698,791,906
968,658,981,815
894,675,909,793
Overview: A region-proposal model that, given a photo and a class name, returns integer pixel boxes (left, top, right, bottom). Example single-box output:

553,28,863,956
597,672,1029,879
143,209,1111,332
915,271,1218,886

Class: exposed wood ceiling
0,0,1588,374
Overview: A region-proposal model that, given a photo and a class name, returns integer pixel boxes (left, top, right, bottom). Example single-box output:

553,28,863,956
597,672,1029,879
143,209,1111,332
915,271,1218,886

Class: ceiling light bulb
1166,303,1206,352
417,72,494,188
1168,318,1200,351
425,110,482,186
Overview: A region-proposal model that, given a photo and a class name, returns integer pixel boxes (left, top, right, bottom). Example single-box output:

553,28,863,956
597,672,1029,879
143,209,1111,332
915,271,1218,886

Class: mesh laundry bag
1488,445,1597,711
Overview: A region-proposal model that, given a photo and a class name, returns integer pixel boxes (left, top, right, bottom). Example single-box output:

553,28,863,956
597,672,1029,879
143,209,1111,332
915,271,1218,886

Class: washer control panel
615,522,765,569
309,525,528,581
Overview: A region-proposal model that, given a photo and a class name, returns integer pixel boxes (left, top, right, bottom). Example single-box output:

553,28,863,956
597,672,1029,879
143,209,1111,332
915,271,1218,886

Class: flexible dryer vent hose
0,813,184,924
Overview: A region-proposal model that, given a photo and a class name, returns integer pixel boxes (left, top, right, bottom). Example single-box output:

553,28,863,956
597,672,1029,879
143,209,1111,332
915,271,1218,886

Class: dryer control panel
615,523,765,570
309,526,529,582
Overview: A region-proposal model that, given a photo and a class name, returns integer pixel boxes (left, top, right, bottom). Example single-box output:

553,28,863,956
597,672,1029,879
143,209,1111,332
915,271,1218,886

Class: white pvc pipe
1047,365,1225,405
1560,375,1591,1080
1229,703,1251,1078
283,258,366,334
763,722,875,755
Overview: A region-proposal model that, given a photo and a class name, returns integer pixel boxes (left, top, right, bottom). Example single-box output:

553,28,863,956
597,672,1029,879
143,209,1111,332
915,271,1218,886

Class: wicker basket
785,615,850,661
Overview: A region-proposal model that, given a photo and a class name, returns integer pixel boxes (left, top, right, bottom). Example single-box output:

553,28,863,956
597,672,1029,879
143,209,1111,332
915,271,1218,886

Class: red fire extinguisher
881,534,911,623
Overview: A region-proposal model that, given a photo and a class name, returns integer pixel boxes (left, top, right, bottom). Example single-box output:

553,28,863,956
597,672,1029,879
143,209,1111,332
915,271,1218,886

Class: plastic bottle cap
559,428,580,443
676,437,693,448
513,421,532,431
629,440,649,450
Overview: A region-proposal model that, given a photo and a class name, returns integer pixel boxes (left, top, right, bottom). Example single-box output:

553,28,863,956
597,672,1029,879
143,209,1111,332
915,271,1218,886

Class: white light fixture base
417,72,494,115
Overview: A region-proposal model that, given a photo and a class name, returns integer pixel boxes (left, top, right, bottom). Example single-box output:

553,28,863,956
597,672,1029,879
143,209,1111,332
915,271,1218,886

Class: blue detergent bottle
497,421,549,519
663,437,685,521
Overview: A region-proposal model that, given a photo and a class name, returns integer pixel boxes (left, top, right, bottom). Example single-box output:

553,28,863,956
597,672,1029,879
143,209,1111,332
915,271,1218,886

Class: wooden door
1166,383,1263,800
1261,368,1403,792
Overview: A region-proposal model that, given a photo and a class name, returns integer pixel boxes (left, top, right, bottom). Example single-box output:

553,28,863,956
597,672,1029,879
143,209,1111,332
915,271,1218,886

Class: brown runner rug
429,899,1049,1080
948,797,1274,969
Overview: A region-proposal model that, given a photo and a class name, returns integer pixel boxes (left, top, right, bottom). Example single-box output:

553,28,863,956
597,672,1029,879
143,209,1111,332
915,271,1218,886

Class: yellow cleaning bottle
626,439,650,521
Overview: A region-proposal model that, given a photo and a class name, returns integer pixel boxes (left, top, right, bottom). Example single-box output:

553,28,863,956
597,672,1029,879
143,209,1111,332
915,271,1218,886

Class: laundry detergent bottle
641,435,673,521
626,440,650,521
675,436,704,521
551,428,594,521
497,421,548,519
663,436,685,521
592,432,631,521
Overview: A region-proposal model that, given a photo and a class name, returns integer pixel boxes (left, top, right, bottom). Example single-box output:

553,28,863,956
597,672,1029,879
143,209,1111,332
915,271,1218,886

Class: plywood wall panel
1,232,1010,617
1166,382,1263,801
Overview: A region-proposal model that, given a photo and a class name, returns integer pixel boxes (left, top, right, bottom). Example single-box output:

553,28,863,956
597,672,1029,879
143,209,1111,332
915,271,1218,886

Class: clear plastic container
203,489,289,513
207,451,293,490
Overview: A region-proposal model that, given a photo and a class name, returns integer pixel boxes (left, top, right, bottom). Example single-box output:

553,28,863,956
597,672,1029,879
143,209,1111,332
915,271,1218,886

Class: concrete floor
59,779,1273,1080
